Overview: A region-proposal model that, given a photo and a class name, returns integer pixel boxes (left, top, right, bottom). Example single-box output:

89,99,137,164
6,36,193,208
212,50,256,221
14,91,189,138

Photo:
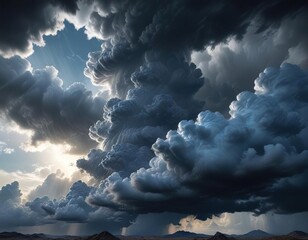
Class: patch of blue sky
27,21,102,90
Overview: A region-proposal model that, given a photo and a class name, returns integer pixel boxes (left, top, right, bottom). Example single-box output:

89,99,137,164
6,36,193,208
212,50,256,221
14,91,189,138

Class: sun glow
168,213,269,235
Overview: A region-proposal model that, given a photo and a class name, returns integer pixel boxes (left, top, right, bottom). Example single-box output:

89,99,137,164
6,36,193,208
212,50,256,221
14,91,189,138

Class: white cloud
0,141,14,155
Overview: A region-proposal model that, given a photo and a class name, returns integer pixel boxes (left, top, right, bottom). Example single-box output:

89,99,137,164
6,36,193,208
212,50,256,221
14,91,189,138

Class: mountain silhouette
241,230,272,238
208,232,233,240
287,231,308,238
87,231,120,240
164,231,209,238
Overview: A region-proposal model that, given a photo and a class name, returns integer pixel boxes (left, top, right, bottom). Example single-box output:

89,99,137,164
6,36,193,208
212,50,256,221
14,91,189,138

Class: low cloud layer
0,179,134,234
0,182,44,230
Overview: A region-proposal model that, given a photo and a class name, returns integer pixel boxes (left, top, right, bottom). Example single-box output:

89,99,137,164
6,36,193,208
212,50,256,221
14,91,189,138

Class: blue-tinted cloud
88,63,308,219
0,182,48,230
0,0,308,235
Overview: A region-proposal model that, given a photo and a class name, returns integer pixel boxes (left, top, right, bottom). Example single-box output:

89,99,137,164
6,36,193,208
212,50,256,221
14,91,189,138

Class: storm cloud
0,0,308,235
0,182,46,230
192,10,308,114
79,0,308,218
88,63,308,219
0,180,134,234
0,0,79,57
35,180,135,233
0,56,105,153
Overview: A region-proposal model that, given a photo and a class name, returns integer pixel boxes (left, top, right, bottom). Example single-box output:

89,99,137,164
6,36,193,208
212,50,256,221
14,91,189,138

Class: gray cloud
35,180,135,233
77,0,308,231
27,172,72,201
0,180,133,233
0,56,105,154
46,180,94,222
0,0,78,57
124,213,187,236
85,0,307,52
88,63,308,219
77,149,109,180
78,52,204,179
0,182,49,230
1,0,308,235
192,10,308,114
84,0,308,97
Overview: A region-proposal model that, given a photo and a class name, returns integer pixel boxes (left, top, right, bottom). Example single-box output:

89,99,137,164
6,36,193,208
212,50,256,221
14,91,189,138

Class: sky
0,0,308,236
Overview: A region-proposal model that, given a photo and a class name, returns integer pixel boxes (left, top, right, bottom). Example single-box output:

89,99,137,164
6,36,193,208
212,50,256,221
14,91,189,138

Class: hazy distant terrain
1,230,308,240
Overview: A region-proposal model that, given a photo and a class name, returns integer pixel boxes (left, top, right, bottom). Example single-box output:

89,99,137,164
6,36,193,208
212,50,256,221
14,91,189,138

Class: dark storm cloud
0,56,105,153
192,10,308,114
124,213,187,236
35,180,135,231
79,52,204,178
81,0,308,167
84,0,308,98
0,182,49,230
0,0,78,57
77,149,109,179
1,0,308,234
0,180,134,232
86,0,307,51
88,63,308,218
75,0,308,228
42,180,95,222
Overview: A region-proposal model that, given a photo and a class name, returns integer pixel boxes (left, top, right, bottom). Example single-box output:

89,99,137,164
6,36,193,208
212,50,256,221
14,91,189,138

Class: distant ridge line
1,230,308,239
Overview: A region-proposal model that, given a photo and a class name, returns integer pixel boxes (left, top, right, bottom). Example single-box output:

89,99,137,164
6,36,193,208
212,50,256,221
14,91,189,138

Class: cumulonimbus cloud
88,63,308,218
0,0,308,235
79,0,308,219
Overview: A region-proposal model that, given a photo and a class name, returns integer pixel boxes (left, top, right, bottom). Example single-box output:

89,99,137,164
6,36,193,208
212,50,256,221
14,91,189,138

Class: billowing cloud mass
0,56,105,153
0,182,44,230
192,11,308,113
0,0,79,58
89,63,308,218
79,0,308,220
78,52,204,179
27,171,72,201
35,179,135,233
0,0,308,236
0,180,133,234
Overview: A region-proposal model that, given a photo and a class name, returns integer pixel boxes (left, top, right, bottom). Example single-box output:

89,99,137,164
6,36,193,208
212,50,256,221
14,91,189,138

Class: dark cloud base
0,0,78,57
